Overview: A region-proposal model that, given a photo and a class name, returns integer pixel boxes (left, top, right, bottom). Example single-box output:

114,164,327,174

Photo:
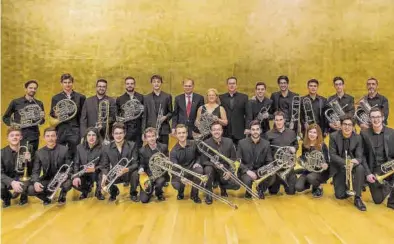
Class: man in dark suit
360,108,394,210
219,76,248,146
80,79,116,144
172,78,204,139
270,75,299,132
142,75,173,147
116,76,144,148
329,116,367,211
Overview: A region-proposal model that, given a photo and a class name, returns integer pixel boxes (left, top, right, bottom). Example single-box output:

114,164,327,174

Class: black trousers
332,164,365,199
171,166,204,198
21,138,39,176
295,172,323,192
368,175,394,205
140,176,166,203
27,179,72,201
107,170,139,196
268,169,297,195
239,172,265,193
57,127,80,159
72,172,102,194
1,181,29,202
203,165,240,193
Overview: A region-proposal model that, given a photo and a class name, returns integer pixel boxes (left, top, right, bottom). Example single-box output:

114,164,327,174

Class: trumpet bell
139,172,153,194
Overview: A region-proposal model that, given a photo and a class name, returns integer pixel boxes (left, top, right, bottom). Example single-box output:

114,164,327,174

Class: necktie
229,95,234,110
186,95,192,118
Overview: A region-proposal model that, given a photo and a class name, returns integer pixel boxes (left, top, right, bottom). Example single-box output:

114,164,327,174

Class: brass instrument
376,160,394,185
11,103,43,129
155,104,164,138
71,157,100,179
294,150,326,173
48,162,74,200
195,110,217,139
16,141,31,182
147,153,238,209
196,140,259,199
49,99,78,127
257,105,271,123
116,98,144,123
289,96,301,130
102,157,133,192
96,100,111,145
325,98,347,124
354,97,374,125
345,151,355,196
302,97,316,126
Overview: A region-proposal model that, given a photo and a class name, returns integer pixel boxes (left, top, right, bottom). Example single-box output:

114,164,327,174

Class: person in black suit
138,127,168,203
172,79,205,139
80,79,116,144
50,74,86,158
116,76,144,147
28,127,73,205
219,77,249,146
360,108,394,210
142,75,173,147
99,123,139,202
1,127,32,208
246,82,273,135
270,75,299,132
329,116,367,211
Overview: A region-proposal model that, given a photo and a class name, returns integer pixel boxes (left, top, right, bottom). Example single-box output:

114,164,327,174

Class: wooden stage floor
1,183,393,244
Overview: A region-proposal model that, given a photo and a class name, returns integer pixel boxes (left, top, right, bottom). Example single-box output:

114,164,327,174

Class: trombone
96,100,111,145
16,141,31,182
302,97,316,126
48,162,74,200
345,151,355,196
155,104,164,138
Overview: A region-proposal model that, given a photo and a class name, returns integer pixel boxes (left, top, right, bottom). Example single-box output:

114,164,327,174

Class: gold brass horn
11,103,43,129
345,151,355,196
49,99,78,127
116,98,144,123
295,150,326,173
16,141,31,182
376,160,394,184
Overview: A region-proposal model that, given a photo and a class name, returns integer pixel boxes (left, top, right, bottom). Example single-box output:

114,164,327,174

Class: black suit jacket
360,127,394,175
1,146,20,186
80,95,116,137
73,143,102,174
100,141,139,175
142,91,173,135
172,93,204,138
200,137,236,168
50,91,86,130
138,143,168,175
219,92,249,140
329,131,364,176
31,144,71,182
116,92,144,135
270,90,299,122
236,137,273,174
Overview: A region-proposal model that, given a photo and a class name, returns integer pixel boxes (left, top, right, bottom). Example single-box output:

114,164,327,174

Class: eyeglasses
371,116,382,120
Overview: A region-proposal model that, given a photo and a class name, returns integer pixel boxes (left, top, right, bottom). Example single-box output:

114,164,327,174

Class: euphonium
49,99,78,127
345,151,355,196
302,97,316,126
147,153,238,209
155,104,164,138
376,160,394,184
294,150,326,173
354,97,374,125
102,157,133,192
116,98,144,122
71,157,100,179
48,162,74,200
11,103,43,129
16,141,31,182
96,100,111,145
325,98,347,124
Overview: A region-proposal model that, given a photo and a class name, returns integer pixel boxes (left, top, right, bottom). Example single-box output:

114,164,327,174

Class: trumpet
294,150,326,173
196,140,259,199
16,141,31,182
102,157,133,192
345,151,355,196
96,100,111,145
148,153,238,209
49,99,78,127
116,98,144,123
376,160,394,185
302,97,316,126
11,103,43,129
354,97,375,125
155,104,164,138
71,157,100,179
48,162,74,200
325,98,347,124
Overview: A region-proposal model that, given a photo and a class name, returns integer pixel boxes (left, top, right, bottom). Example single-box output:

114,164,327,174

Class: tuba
294,150,326,173
11,103,43,129
15,141,31,182
345,151,355,196
155,104,164,138
325,98,347,124
71,157,100,179
49,99,78,127
302,97,316,126
102,157,133,192
354,97,374,125
116,98,144,123
96,100,111,145
376,160,394,185
147,153,238,209
48,162,74,200
196,140,259,199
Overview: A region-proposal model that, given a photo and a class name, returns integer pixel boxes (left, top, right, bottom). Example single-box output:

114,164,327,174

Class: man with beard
270,75,299,132
50,74,86,158
361,108,394,210
3,80,45,176
80,79,116,143
237,120,273,199
246,82,273,135
327,77,355,132
358,78,389,129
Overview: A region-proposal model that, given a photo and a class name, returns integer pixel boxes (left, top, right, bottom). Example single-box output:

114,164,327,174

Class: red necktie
186,95,192,118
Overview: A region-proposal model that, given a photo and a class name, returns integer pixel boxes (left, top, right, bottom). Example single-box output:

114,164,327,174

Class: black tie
229,96,234,110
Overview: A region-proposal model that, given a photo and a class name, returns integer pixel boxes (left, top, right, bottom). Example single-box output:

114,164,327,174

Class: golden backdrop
2,0,394,147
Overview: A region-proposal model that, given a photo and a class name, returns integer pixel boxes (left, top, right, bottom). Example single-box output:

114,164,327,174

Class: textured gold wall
2,0,394,147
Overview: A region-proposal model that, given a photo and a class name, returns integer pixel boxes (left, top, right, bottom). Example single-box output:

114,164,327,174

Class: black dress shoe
43,198,51,206
95,192,105,200
157,195,166,201
11,192,20,199
220,189,228,197
192,196,202,204
205,196,213,205
79,192,88,200
58,191,67,205
2,200,11,208
130,194,139,202
177,192,185,200
312,187,323,198
244,192,252,199
258,189,265,199
19,194,28,205
109,194,117,202
109,187,120,201
354,197,367,211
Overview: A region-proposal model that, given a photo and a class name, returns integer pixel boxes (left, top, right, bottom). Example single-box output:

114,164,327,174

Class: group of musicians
1,74,393,212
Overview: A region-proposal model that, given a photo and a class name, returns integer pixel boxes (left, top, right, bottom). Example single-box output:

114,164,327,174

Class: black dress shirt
50,90,86,129
236,137,273,174
170,140,201,168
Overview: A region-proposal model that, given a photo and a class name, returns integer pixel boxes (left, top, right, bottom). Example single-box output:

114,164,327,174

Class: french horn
49,99,78,127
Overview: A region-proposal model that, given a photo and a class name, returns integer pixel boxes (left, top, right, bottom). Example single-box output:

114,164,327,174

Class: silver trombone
302,97,316,125
48,162,74,200
102,157,133,192
71,157,100,179
155,104,164,138
96,100,111,145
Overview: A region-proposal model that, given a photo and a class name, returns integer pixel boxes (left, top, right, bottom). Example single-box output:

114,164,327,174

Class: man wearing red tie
172,79,204,139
